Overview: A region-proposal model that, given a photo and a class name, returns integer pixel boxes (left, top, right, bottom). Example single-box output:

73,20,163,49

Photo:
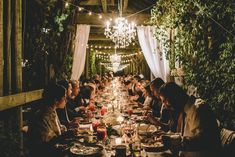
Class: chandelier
110,47,121,65
104,0,136,48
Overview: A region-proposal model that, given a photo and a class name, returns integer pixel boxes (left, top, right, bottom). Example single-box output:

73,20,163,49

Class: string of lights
62,0,155,26
95,52,139,57
86,42,137,49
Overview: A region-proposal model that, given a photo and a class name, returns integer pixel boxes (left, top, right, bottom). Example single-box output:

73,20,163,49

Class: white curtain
71,25,90,80
137,26,170,82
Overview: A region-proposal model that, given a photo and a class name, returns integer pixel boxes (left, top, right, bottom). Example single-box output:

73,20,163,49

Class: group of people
27,74,113,157
123,75,221,157
27,73,222,157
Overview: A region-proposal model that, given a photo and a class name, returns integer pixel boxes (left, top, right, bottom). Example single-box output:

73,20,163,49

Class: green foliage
151,0,235,129
91,52,97,77
56,54,73,80
24,0,75,88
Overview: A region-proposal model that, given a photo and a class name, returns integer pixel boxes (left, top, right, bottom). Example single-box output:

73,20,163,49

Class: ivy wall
151,0,235,129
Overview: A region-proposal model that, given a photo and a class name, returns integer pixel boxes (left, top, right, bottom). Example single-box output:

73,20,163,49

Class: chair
220,128,235,157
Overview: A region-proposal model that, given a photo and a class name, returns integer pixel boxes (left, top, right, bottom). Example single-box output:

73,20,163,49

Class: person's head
80,85,94,100
144,84,152,97
150,78,165,99
57,80,72,98
133,75,141,83
43,84,66,109
159,82,189,112
70,80,80,97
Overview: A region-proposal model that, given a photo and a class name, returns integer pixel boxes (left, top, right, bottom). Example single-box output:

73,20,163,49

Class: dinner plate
70,143,103,156
138,124,157,135
142,142,167,152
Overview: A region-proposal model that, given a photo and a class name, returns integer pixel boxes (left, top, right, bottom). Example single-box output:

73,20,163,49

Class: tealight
115,137,122,145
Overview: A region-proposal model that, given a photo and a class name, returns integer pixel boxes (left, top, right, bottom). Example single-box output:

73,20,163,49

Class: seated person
28,84,76,157
159,82,221,157
56,80,73,126
145,78,178,132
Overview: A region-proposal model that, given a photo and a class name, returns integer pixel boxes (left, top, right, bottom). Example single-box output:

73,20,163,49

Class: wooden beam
79,0,101,6
14,0,24,154
79,0,115,6
6,0,12,94
0,0,3,96
0,89,43,111
14,0,23,93
123,0,128,13
89,33,110,41
100,0,107,13
76,13,150,25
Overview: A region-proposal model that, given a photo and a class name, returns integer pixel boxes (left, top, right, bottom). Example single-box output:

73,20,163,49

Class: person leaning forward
159,82,221,157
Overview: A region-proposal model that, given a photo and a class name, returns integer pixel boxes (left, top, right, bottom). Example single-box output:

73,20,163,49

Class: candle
117,116,124,124
115,137,122,145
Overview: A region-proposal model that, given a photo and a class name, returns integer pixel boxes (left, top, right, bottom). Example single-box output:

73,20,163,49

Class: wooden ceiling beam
89,33,110,41
79,0,115,6
123,0,128,13
100,0,107,13
76,13,150,25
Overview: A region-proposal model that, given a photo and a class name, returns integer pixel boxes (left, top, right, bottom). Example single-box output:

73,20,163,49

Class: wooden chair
220,128,235,157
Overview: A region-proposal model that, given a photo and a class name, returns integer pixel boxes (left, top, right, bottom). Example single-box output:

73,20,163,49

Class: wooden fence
0,89,43,111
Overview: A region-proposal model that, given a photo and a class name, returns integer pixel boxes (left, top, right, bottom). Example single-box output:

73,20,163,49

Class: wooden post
0,0,3,96
5,0,12,95
14,0,23,155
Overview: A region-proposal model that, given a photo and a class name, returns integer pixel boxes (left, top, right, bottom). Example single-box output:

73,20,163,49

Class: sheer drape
71,25,90,80
137,26,170,82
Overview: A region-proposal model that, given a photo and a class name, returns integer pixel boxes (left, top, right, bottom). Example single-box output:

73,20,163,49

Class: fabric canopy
71,25,90,80
137,26,170,82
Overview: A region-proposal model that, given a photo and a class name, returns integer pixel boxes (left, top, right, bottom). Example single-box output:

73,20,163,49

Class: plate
138,124,157,135
142,142,167,152
70,143,103,156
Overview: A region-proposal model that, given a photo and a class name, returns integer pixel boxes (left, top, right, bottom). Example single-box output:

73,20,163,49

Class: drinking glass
97,126,107,141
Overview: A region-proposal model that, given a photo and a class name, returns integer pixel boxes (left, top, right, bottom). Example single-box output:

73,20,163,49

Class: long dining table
55,78,174,157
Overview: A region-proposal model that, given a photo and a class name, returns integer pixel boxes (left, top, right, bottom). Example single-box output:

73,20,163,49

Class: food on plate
70,144,102,155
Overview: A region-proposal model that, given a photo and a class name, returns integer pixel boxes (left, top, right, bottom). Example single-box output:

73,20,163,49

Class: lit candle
115,138,122,145
117,116,124,124
108,104,112,111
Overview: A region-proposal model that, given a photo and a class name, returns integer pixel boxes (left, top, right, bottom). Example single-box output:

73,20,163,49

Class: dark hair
80,85,93,99
144,84,152,96
134,75,141,82
57,80,69,90
150,77,165,90
159,82,188,111
124,80,131,85
43,83,66,106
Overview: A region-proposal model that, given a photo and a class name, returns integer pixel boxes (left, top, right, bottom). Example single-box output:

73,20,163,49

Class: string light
88,11,92,15
65,2,69,8
78,7,83,11
87,44,138,49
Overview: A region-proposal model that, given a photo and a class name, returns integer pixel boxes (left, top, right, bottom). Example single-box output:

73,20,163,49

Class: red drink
97,126,107,140
92,121,100,132
88,104,95,111
128,109,133,115
101,107,107,115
